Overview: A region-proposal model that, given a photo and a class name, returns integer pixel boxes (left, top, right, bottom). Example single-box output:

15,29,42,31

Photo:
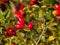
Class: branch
19,0,23,3
10,1,16,13
36,16,46,45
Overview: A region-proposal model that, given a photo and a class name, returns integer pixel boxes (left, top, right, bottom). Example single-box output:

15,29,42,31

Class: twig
9,1,17,18
10,39,12,45
52,41,55,45
36,16,46,45
19,0,23,3
10,1,16,13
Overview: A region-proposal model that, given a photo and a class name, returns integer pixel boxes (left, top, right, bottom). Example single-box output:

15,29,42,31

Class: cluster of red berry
7,3,33,37
54,4,60,16
1,0,35,45
15,4,25,29
30,0,37,6
6,3,34,45
53,4,60,21
14,4,33,30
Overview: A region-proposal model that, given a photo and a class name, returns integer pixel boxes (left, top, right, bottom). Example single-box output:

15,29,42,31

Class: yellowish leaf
5,43,9,45
31,43,34,45
39,42,45,45
23,38,27,43
48,35,55,41
52,10,57,16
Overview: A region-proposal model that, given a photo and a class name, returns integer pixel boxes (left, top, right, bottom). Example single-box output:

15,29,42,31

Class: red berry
15,24,24,29
55,10,60,16
19,9,24,14
7,28,15,36
12,43,16,45
54,4,59,9
31,0,36,3
17,14,24,19
14,11,20,15
28,22,33,30
30,0,36,6
54,4,60,10
14,9,24,15
20,4,24,10
14,11,24,18
30,2,35,6
18,18,25,24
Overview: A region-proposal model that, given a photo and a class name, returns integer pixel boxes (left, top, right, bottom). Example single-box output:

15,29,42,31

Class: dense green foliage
0,0,60,45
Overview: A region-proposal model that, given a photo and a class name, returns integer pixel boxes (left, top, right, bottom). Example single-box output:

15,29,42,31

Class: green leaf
3,9,9,15
55,40,60,45
44,0,56,4
0,28,2,34
41,36,46,42
24,28,31,32
38,9,44,18
6,9,11,19
13,0,18,2
0,10,3,15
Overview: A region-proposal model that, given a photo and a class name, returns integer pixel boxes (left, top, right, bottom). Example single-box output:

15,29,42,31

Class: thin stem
10,1,16,13
36,16,46,45
10,38,12,45
19,0,23,3
9,1,17,18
